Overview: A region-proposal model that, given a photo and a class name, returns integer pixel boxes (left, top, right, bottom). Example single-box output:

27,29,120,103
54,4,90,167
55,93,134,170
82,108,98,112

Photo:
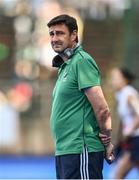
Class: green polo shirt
50,46,104,156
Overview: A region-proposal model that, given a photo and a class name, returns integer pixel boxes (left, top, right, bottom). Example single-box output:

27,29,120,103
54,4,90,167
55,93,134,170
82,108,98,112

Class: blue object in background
0,155,56,179
0,155,139,179
103,160,139,179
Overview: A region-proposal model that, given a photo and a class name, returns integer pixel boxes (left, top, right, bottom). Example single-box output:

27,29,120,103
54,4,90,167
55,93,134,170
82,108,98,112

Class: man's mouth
53,44,61,47
52,42,63,47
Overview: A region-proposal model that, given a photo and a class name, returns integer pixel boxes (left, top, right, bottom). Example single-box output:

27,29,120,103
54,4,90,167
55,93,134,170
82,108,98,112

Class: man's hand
99,133,111,146
99,133,115,164
105,142,115,164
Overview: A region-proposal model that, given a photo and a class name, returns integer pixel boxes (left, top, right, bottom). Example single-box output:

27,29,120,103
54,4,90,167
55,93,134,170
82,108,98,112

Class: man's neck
59,42,78,62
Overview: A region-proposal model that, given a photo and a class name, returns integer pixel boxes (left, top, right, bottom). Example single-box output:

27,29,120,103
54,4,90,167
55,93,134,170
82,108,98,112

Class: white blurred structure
0,92,19,150
0,83,33,153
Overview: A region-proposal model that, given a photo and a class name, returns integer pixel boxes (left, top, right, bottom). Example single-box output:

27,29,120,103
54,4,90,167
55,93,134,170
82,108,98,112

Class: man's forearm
96,107,112,146
84,86,112,144
85,86,115,163
96,107,112,132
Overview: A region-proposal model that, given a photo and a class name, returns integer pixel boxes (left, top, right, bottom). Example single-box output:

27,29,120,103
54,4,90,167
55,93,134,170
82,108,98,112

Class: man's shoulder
73,47,94,63
73,48,98,69
76,47,92,59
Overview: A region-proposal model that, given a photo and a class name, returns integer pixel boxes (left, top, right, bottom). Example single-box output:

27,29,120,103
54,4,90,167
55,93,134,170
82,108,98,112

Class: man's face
49,24,77,53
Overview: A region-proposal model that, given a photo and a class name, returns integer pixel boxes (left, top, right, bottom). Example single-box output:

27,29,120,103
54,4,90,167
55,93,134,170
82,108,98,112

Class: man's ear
71,30,77,42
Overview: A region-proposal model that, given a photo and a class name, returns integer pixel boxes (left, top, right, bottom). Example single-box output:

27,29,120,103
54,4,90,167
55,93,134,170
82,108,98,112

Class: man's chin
54,49,63,54
54,50,61,53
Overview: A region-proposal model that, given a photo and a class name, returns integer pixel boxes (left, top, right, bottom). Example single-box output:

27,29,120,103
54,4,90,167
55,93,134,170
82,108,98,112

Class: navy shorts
119,136,139,162
55,147,104,179
129,136,139,162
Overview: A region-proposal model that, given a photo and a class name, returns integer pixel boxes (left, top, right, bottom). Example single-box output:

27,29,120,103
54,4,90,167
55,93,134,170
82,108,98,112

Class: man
47,14,114,179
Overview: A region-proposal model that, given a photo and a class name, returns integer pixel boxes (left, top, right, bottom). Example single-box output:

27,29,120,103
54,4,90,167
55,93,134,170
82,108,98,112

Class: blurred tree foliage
123,0,139,88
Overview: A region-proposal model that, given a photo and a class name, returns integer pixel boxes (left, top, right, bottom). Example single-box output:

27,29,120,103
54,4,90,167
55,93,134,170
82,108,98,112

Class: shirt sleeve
76,57,101,90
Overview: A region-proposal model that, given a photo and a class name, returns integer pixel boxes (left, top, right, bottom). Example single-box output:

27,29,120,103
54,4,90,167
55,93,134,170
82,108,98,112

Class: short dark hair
47,14,78,42
120,67,136,84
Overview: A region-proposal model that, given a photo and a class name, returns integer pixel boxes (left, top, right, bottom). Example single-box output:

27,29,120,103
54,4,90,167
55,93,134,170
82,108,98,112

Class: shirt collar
63,45,82,65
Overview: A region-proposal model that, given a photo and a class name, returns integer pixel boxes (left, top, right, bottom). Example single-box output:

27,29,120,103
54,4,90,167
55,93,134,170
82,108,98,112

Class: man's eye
57,31,65,35
49,31,65,36
49,32,54,36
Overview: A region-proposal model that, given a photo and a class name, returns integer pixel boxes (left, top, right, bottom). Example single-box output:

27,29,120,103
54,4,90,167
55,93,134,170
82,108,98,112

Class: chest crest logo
63,71,68,82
